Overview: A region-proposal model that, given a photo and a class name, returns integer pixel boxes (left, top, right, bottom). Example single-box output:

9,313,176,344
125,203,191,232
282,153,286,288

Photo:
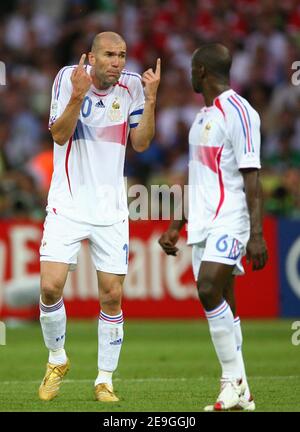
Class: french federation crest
108,98,122,121
201,122,212,145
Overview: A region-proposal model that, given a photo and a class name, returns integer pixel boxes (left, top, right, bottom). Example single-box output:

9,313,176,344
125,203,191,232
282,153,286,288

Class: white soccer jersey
187,89,261,246
47,65,144,225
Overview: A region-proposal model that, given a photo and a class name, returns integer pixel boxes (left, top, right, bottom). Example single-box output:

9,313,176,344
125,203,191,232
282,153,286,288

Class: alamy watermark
82,182,200,222
291,61,300,86
291,321,300,346
0,61,6,85
0,321,6,345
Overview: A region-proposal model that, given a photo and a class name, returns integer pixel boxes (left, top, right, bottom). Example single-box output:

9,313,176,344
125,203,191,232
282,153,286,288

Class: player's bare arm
158,173,188,256
130,58,161,152
158,226,182,257
159,205,187,256
51,54,92,145
241,168,268,271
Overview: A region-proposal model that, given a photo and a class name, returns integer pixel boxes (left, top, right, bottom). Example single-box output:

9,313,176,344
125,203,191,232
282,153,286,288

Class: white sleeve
227,97,261,169
129,76,145,129
48,66,74,129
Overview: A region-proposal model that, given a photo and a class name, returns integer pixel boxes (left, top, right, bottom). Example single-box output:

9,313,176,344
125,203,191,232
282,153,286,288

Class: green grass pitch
0,319,299,412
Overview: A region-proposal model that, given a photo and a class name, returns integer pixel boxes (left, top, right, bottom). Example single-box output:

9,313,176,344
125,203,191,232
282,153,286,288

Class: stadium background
1,0,300,319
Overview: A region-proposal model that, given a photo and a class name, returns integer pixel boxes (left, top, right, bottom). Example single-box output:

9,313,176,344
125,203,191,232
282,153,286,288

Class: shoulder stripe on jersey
130,122,139,129
54,74,60,99
54,67,67,98
55,66,75,100
53,68,66,99
234,93,254,150
121,71,141,79
228,95,254,153
228,97,248,154
228,97,246,138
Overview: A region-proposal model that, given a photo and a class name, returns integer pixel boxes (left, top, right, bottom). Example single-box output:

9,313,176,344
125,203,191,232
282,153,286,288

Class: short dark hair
192,43,232,82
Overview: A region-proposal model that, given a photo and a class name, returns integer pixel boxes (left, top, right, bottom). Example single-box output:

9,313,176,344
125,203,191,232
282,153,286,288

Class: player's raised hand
142,58,161,103
71,54,92,99
158,229,180,256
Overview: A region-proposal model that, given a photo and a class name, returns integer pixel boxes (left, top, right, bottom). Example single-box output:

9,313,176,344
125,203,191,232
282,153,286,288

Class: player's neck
90,68,112,90
203,83,230,107
93,79,111,90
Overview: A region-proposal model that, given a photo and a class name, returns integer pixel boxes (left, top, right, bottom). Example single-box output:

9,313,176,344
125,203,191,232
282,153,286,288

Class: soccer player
38,32,160,402
158,44,268,411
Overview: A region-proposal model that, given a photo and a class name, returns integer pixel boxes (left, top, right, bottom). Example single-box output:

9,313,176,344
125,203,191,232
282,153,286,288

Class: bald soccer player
38,32,160,402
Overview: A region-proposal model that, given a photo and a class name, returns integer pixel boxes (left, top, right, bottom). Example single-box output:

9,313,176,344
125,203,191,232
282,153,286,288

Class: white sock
234,316,250,399
48,348,67,365
39,297,67,365
95,310,124,386
205,300,241,381
95,370,113,386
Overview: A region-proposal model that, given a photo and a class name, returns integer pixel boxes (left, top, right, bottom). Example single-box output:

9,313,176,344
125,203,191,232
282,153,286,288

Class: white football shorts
192,233,246,281
40,210,129,274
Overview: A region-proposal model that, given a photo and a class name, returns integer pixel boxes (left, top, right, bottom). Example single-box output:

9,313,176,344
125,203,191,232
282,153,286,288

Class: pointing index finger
155,58,161,77
78,54,86,67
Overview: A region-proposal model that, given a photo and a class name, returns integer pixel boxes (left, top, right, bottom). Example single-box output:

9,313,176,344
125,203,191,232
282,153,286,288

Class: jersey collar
91,84,114,97
213,88,235,103
201,89,235,112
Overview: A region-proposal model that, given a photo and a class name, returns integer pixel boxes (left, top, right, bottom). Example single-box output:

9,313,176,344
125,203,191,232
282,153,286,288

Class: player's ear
199,64,206,79
88,52,95,66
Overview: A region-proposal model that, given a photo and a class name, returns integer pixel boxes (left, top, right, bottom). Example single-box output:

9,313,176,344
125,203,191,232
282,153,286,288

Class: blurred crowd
1,0,300,220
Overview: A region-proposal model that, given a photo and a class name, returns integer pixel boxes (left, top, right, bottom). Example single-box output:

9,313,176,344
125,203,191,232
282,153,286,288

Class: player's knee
40,280,63,304
197,278,215,304
101,281,122,308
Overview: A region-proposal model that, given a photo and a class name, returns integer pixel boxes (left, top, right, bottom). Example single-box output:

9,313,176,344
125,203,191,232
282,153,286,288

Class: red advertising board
0,218,279,319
